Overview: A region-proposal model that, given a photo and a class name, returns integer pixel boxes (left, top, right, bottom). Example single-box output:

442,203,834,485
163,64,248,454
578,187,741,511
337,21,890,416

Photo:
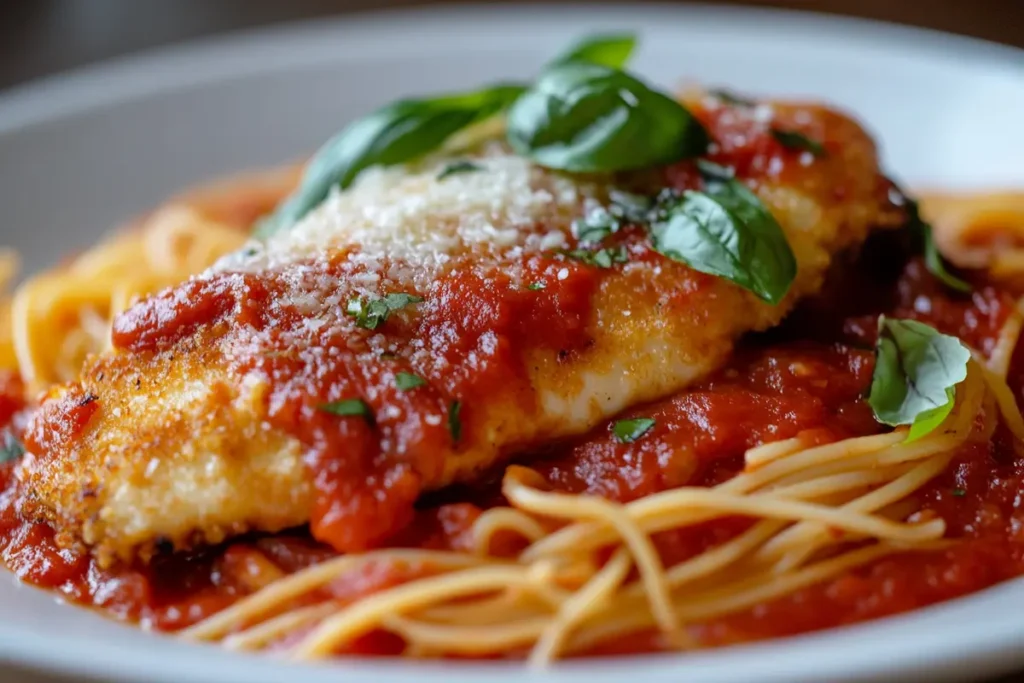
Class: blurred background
1,0,1022,91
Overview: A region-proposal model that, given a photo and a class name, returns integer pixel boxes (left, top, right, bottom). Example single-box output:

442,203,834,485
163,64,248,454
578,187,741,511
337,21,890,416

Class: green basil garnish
448,401,463,443
260,84,524,236
550,33,637,69
613,418,655,443
527,281,546,291
771,128,826,158
649,161,796,304
572,207,620,244
437,160,482,180
507,61,708,173
0,433,25,464
922,222,970,293
346,292,423,330
867,317,970,441
889,185,971,293
319,398,374,423
562,246,628,269
395,372,427,391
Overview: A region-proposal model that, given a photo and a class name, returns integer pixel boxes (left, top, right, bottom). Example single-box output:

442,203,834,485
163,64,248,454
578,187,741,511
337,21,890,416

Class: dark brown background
1,0,1023,90
2,2,1023,682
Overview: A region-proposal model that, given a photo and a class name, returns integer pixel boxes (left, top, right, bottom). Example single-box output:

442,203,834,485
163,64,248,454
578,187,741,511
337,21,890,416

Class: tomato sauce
3,103,1024,657
4,241,1024,656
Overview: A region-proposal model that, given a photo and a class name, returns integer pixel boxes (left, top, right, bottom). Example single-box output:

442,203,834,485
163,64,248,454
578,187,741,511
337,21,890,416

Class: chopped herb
448,401,462,443
346,292,424,330
395,372,427,391
771,128,827,157
318,398,374,424
613,417,656,444
379,351,398,360
952,488,967,497
527,281,546,291
572,207,620,244
0,433,24,464
710,89,756,107
867,317,970,441
888,185,971,293
437,160,482,180
562,246,628,269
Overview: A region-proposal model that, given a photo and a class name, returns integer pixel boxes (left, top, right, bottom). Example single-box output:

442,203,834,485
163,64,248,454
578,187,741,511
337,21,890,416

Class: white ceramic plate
2,4,1024,682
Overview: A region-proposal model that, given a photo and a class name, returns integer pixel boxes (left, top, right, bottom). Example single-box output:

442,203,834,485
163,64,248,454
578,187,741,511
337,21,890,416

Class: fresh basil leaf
346,292,424,330
922,223,971,292
261,84,525,236
613,417,655,443
889,185,971,293
905,387,956,442
952,487,967,497
0,432,24,464
527,281,546,291
771,128,827,158
572,206,620,243
437,160,482,180
550,33,637,69
507,62,708,173
709,89,756,108
650,169,796,304
562,246,628,269
448,401,462,443
319,398,374,423
395,372,427,391
867,317,970,440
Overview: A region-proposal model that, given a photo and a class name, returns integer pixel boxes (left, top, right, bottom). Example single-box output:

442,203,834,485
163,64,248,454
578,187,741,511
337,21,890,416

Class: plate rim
2,4,1024,683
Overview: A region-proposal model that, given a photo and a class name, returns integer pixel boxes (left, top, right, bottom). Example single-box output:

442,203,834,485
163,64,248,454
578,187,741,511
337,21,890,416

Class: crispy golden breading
17,99,903,563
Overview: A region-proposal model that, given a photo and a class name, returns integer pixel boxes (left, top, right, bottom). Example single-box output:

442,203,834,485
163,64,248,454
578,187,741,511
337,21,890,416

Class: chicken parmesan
2,33,1024,665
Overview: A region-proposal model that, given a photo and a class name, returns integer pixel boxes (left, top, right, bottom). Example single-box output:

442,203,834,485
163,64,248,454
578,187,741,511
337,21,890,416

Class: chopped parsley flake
771,128,827,157
612,418,656,444
448,401,463,443
0,432,24,463
395,372,427,391
572,207,620,243
527,281,546,291
318,398,374,424
562,246,628,269
346,292,423,330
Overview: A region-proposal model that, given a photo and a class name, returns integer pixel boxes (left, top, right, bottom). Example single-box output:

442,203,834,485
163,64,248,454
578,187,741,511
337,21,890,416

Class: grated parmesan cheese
213,149,602,293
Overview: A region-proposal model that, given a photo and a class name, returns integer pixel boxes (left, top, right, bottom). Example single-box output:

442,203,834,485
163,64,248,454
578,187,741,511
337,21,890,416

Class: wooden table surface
0,2,1022,682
